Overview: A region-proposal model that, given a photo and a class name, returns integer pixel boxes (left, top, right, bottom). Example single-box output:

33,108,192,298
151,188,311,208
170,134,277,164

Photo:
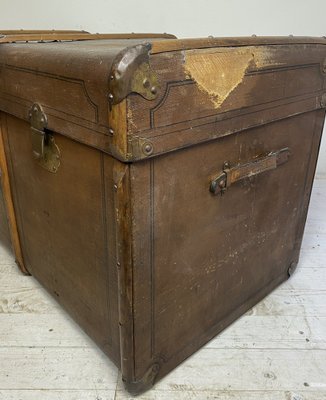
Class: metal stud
142,142,153,156
143,78,150,88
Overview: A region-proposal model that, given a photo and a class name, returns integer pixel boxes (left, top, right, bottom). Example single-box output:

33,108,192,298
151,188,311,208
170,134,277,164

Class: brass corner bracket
108,43,159,107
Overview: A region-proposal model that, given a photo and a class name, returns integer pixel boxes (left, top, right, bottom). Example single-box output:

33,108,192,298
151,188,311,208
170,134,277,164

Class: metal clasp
29,103,60,173
209,166,228,196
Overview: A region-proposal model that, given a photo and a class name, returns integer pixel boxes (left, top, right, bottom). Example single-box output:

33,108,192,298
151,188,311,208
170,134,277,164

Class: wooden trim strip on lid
0,30,90,35
150,36,326,54
0,32,177,44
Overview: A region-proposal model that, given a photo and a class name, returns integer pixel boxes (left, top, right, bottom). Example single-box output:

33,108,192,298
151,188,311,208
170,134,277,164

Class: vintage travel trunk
0,31,325,394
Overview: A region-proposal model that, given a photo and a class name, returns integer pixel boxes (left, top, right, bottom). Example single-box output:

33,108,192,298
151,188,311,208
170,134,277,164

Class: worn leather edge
120,94,326,163
113,160,136,387
289,108,326,278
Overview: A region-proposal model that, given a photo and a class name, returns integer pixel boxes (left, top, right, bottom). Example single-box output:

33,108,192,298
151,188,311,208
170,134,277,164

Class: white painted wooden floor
0,180,326,400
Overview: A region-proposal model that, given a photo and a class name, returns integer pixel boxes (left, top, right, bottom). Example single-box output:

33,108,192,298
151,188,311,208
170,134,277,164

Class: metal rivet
110,75,114,80
223,162,230,170
108,93,114,101
150,86,157,95
143,142,153,155
143,78,150,88
219,180,226,188
108,128,114,136
113,184,118,191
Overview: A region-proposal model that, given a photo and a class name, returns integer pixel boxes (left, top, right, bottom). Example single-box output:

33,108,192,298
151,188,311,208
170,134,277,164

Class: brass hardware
142,142,154,156
29,103,60,173
210,148,290,195
108,43,159,106
126,136,154,160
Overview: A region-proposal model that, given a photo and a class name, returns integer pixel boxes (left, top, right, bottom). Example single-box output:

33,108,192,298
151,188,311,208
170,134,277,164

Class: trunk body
0,32,325,394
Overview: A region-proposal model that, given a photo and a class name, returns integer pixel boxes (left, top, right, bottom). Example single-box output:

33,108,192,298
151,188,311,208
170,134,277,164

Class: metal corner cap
108,42,159,105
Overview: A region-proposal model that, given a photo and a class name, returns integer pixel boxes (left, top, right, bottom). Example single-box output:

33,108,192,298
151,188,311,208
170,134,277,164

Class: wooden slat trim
0,113,28,274
0,32,176,44
151,36,326,54
0,30,90,35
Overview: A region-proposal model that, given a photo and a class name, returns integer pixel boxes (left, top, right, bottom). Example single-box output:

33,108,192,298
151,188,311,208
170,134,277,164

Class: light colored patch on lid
184,48,254,108
184,47,283,109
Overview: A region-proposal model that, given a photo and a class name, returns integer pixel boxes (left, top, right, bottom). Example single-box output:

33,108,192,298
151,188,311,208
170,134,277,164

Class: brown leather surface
129,110,325,383
0,38,324,161
2,113,121,364
0,37,172,155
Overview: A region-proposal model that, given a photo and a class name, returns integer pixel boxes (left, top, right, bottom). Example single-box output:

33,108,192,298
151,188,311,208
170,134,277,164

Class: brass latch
29,103,60,173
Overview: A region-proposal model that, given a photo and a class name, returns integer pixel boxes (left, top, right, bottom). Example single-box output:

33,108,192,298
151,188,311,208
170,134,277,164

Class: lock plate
29,103,60,173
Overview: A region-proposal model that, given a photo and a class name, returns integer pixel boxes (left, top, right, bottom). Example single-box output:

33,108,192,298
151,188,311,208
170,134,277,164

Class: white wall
1,0,326,175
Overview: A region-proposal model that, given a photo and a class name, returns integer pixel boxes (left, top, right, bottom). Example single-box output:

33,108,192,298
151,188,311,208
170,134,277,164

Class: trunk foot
123,363,160,396
288,261,298,277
